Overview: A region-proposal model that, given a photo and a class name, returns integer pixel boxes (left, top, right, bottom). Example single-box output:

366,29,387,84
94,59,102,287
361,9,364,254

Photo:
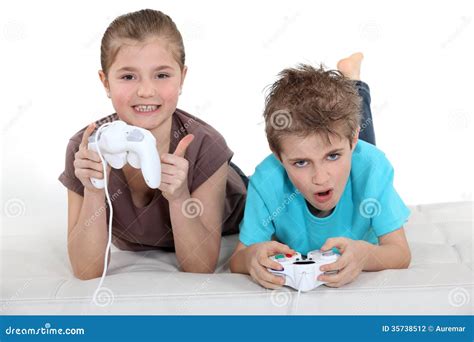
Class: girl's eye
121,74,135,80
327,153,340,161
294,160,308,168
156,73,169,79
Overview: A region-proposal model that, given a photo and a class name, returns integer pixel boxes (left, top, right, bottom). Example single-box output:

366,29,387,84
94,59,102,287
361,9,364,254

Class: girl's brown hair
100,9,185,75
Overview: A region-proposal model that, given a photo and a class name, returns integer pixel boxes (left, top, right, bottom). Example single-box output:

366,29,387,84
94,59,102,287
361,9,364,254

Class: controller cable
90,122,114,305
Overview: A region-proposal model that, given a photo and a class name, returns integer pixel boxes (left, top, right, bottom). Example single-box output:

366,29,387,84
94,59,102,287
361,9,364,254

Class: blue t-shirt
239,140,410,255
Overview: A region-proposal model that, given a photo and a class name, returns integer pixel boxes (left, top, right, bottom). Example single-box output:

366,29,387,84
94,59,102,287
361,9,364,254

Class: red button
285,253,293,258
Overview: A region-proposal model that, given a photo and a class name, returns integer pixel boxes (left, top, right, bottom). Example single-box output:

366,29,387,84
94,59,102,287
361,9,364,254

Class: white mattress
1,201,473,315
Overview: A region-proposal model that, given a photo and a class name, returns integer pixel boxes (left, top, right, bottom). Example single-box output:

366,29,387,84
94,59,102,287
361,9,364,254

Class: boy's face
278,131,358,217
99,38,186,131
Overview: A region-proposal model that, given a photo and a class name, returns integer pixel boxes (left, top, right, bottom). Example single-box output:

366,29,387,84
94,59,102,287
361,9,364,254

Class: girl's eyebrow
115,65,174,73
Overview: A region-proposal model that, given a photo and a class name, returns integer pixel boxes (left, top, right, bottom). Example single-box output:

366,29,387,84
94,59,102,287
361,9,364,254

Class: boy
229,53,411,289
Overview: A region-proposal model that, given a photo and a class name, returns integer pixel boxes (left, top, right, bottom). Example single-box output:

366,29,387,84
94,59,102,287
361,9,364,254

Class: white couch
1,200,473,315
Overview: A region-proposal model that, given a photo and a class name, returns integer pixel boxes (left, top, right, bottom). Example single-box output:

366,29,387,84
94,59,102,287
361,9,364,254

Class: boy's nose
311,169,330,185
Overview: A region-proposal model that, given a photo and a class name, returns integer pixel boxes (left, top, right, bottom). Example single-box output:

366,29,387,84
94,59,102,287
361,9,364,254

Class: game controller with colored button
267,250,340,292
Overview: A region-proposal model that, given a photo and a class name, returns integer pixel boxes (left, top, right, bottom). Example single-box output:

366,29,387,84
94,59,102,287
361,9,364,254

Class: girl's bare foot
337,52,364,80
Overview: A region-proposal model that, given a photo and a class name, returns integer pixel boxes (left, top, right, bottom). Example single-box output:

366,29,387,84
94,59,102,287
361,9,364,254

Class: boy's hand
317,237,371,288
74,123,111,192
159,134,194,202
246,241,296,289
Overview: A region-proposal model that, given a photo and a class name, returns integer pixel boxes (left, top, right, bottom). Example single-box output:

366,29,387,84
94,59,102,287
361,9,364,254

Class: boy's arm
229,242,251,274
318,227,411,287
362,226,411,271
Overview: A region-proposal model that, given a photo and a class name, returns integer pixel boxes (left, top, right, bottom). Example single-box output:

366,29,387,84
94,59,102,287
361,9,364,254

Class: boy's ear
272,149,283,163
351,127,360,151
98,70,110,96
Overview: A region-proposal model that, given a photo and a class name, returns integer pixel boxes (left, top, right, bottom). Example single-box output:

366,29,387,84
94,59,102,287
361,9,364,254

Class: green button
275,254,284,259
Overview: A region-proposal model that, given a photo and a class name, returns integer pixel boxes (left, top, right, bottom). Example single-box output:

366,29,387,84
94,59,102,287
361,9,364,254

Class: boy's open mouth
314,189,333,203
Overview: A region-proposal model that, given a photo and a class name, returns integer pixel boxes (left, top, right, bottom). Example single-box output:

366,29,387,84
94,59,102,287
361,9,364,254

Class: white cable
292,271,307,314
92,123,113,304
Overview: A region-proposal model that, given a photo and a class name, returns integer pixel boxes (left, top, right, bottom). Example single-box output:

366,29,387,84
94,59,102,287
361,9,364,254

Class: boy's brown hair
263,64,362,155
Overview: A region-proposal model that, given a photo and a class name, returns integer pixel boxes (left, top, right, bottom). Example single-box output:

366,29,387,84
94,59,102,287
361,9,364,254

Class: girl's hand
159,134,195,202
246,241,296,289
317,237,371,287
74,123,111,192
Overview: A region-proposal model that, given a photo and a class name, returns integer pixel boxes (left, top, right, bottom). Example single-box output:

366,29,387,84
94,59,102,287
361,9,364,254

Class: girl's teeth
135,105,158,112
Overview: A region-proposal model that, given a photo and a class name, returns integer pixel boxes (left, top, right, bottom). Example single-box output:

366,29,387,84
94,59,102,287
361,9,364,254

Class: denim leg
355,80,376,146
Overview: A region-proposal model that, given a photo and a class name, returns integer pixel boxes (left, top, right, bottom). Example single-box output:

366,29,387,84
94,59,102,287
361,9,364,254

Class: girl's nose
137,81,156,98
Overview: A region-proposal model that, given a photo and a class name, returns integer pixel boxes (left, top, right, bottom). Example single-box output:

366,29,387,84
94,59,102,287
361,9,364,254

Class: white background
1,0,473,223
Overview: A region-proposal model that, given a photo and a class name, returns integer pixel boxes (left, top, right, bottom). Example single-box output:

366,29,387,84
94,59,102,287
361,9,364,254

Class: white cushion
1,202,473,315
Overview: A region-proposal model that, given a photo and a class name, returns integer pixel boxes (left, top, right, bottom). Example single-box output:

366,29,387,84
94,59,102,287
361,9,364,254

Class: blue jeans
355,80,376,146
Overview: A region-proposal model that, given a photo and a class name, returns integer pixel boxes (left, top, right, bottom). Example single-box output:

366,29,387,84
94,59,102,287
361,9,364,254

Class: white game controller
267,250,339,292
87,120,161,189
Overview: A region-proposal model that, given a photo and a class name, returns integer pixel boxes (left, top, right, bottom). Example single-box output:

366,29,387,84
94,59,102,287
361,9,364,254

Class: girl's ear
98,70,110,97
180,66,188,89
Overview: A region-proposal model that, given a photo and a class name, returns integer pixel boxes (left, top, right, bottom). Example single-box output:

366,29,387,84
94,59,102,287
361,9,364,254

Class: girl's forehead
111,38,179,69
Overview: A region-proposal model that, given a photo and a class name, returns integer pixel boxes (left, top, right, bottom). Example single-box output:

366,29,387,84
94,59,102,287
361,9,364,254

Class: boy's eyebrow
115,65,174,73
287,148,345,162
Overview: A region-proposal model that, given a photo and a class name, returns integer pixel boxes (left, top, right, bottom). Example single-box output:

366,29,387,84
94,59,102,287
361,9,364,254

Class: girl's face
99,38,186,131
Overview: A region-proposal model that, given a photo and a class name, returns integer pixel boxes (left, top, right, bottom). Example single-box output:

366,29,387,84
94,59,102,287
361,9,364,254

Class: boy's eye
121,74,135,80
156,73,169,79
294,160,308,168
327,153,340,161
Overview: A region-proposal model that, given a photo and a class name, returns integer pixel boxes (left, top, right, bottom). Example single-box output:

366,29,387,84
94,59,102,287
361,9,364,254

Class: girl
59,9,247,279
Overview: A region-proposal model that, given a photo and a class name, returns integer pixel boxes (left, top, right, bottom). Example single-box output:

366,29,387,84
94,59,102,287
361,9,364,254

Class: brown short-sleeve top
59,109,247,251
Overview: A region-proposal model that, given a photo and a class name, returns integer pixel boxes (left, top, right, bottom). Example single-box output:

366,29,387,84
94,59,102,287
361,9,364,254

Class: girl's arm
168,162,228,273
67,189,109,280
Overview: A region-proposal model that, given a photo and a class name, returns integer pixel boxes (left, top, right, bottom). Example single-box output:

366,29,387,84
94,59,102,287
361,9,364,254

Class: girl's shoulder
173,108,225,142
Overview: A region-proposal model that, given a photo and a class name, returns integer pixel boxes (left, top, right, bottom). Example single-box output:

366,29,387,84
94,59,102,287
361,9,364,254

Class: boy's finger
173,134,194,158
320,257,346,272
268,241,295,255
80,123,96,149
320,237,347,252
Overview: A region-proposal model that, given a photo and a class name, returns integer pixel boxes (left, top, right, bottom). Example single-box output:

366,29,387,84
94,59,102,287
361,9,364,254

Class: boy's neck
306,200,334,218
